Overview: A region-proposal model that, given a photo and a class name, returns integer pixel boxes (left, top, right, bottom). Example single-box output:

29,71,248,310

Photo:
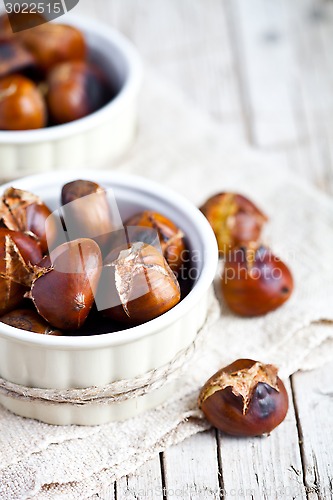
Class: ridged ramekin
0,171,218,425
0,16,142,177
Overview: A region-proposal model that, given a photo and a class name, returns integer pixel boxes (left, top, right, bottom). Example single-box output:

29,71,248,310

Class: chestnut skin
125,211,186,274
221,244,294,317
47,61,110,124
200,193,268,255
18,23,86,73
0,187,56,255
30,238,102,330
98,242,181,324
0,228,43,315
0,74,46,130
199,359,289,437
0,308,62,335
0,40,36,78
61,179,113,252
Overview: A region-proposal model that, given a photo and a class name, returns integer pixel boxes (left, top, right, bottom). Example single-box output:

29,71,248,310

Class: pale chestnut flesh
200,193,268,255
125,211,186,274
199,359,289,437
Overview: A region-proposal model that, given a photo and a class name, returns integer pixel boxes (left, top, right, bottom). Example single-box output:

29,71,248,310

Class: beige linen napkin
0,72,333,499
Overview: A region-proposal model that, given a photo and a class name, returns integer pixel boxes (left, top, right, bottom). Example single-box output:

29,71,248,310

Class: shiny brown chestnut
125,211,186,274
46,61,110,124
0,308,62,335
198,359,289,437
18,23,86,73
200,193,268,255
0,228,43,315
221,244,294,317
0,187,56,254
98,242,181,324
0,40,36,78
30,238,102,330
61,179,113,251
0,74,46,130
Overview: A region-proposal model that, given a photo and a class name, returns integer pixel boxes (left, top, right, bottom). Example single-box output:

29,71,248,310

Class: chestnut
221,244,294,317
97,242,181,324
198,359,289,437
0,228,43,315
61,179,113,251
0,74,46,130
30,238,102,330
0,187,56,254
200,193,268,255
125,211,186,274
46,61,110,124
18,23,86,73
0,40,36,78
0,308,62,335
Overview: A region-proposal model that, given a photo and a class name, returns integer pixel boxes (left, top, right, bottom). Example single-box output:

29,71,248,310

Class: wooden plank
226,0,301,147
292,362,333,500
217,380,307,500
162,429,221,499
116,457,163,499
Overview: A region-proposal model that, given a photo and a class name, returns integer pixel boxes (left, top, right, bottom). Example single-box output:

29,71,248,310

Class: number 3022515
5,3,62,14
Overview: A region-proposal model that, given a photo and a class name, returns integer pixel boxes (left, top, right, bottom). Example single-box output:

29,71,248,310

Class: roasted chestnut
221,244,293,317
125,211,186,274
97,242,181,324
0,74,46,130
0,228,43,315
0,308,62,335
198,359,289,436
0,40,36,78
18,23,86,73
200,193,268,255
30,238,102,330
0,187,56,254
46,61,110,124
61,179,113,251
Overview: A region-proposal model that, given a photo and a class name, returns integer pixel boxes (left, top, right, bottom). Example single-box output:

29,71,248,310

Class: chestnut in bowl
0,74,47,130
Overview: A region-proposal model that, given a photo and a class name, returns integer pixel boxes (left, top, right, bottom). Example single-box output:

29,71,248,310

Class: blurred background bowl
0,16,143,177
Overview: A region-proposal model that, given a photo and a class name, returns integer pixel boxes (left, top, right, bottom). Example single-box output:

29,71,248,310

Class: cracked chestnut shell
0,308,62,335
30,238,102,330
0,74,46,130
199,359,289,436
222,244,294,317
0,187,56,255
18,23,86,73
47,61,111,125
0,228,43,315
98,242,181,324
125,211,186,274
200,193,268,255
61,179,113,252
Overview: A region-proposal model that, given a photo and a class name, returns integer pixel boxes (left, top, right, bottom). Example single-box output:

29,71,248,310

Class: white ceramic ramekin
0,171,218,425
0,17,142,176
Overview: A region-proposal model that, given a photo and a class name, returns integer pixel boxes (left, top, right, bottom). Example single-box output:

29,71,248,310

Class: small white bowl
0,17,142,177
0,171,218,425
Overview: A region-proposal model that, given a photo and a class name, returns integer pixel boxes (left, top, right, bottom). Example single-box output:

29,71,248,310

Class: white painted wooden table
54,1,333,498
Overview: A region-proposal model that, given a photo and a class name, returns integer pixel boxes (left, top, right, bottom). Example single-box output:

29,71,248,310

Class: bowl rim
0,15,143,143
0,171,218,349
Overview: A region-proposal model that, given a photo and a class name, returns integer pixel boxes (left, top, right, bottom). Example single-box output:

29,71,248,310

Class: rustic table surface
77,1,333,498
3,0,326,500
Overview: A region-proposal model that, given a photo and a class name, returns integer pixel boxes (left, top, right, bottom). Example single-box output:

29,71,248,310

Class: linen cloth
0,73,333,499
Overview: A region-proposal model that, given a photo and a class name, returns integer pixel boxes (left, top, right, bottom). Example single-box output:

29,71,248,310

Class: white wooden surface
73,1,333,498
